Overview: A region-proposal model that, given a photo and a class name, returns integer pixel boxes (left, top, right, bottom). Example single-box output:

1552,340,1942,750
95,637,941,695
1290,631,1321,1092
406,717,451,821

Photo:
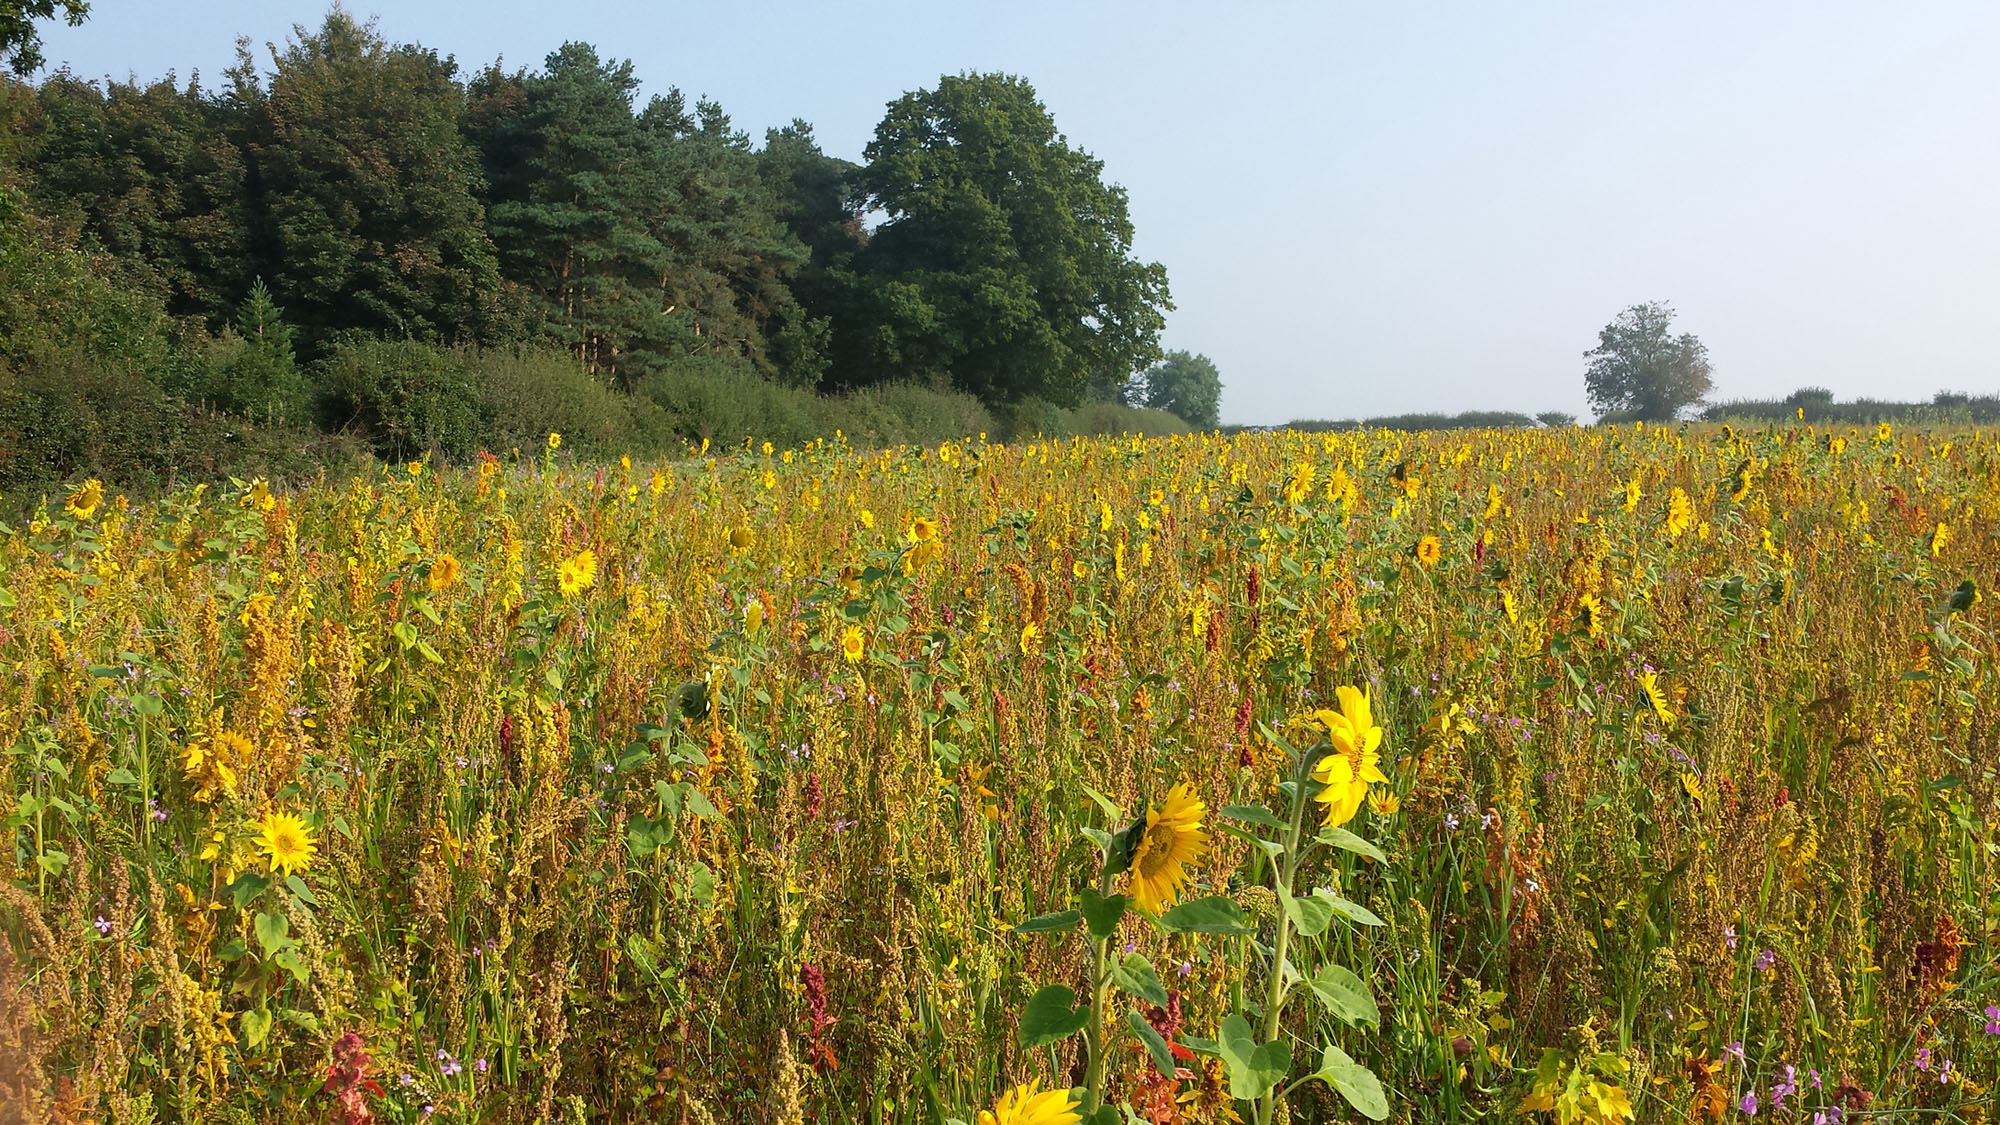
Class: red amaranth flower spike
323,1031,385,1125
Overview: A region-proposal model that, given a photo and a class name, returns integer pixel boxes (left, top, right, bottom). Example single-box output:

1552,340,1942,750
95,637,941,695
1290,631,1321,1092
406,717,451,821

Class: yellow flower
1579,592,1605,639
547,431,562,450
1019,621,1041,655
428,554,461,592
1309,685,1389,828
1415,535,1441,568
407,461,423,478
1624,478,1641,511
1637,671,1674,726
728,526,757,553
243,478,276,513
859,509,875,530
978,1080,1081,1125
841,625,866,663
64,478,104,521
910,516,939,542
649,470,667,496
182,732,247,803
1663,487,1693,539
743,597,765,636
250,810,317,879
557,549,598,597
1126,782,1210,914
1367,787,1401,816
1931,521,1951,557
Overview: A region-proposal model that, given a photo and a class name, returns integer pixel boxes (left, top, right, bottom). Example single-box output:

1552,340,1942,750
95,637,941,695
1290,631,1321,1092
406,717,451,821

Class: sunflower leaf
1308,964,1380,1027
1160,896,1255,935
1080,784,1125,822
1112,952,1168,1006
1081,888,1128,939
1019,984,1090,1048
1312,1044,1390,1120
1126,1009,1176,1077
1220,804,1287,830
1315,825,1387,863
1323,892,1385,927
1011,910,1082,935
1280,886,1335,938
1218,1013,1291,1099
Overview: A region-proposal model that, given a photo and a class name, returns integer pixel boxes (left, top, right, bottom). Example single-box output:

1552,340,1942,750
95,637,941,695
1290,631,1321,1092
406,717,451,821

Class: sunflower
428,554,461,593
64,478,104,521
251,810,317,878
979,1080,1081,1125
1579,592,1605,639
841,625,866,663
1415,535,1442,568
910,516,939,542
743,597,766,636
1637,671,1674,726
1019,621,1041,655
557,549,598,597
1663,488,1693,539
1126,782,1210,914
547,431,562,450
728,526,757,553
1309,685,1388,828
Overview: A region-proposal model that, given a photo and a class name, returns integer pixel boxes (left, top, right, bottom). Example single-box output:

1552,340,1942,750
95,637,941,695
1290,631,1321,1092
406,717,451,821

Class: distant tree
853,72,1171,404
1,0,87,76
1535,410,1576,428
1582,302,1712,421
241,11,500,347
1136,350,1221,428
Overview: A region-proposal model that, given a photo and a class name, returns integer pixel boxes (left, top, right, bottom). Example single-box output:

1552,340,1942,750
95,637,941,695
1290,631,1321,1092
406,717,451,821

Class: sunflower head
64,478,104,521
1415,535,1441,568
910,516,939,542
728,526,756,553
428,554,461,593
251,810,317,878
1125,782,1209,914
557,549,598,597
841,625,866,663
979,1080,1082,1125
1309,685,1388,828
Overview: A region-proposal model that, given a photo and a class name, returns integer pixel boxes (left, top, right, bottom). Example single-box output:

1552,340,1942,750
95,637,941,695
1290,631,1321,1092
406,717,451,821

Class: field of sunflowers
1,421,1996,1125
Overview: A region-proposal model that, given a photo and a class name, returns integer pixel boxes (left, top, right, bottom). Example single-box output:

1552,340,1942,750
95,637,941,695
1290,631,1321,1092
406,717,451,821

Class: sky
34,1,2000,425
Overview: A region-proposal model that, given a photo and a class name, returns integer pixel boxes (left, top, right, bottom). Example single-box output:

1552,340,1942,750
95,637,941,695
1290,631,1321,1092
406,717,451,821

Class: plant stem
1256,758,1315,1125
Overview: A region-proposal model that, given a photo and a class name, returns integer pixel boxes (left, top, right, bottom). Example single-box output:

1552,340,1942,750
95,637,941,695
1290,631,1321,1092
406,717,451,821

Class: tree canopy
1130,349,1221,429
1,0,86,76
1582,301,1713,421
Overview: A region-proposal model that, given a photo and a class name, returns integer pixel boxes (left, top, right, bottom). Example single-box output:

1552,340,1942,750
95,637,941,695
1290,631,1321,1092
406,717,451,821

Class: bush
1064,402,1192,438
836,383,996,446
476,348,678,458
317,339,490,459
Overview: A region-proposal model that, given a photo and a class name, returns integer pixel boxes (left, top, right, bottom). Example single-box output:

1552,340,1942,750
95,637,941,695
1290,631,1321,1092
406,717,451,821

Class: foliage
316,337,490,459
1582,301,1713,421
1130,350,1222,429
0,0,86,76
1704,387,2000,425
851,72,1172,404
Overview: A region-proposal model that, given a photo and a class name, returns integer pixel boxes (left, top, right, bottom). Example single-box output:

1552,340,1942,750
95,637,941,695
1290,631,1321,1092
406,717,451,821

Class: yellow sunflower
1579,592,1605,639
1415,535,1442,568
728,526,757,553
841,625,866,663
547,431,562,450
557,549,598,597
1125,782,1209,914
910,515,939,542
428,554,461,593
979,1080,1081,1125
250,810,317,878
1309,685,1388,828
1637,671,1674,726
64,478,104,521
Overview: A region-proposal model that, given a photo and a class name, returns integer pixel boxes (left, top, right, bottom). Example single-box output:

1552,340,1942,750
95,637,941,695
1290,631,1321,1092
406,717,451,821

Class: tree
241,11,500,348
1582,302,1712,421
852,72,1170,404
1,0,87,76
1134,349,1221,428
1535,411,1576,428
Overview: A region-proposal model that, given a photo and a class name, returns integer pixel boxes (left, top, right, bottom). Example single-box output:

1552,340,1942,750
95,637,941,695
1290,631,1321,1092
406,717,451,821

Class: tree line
0,8,1220,499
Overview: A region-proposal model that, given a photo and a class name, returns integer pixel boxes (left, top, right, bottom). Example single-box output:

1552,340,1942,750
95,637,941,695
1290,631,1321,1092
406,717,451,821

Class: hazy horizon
34,0,2000,425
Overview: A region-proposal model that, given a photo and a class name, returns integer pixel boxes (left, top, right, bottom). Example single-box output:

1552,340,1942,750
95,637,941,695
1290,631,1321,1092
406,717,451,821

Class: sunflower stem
1255,748,1316,1125
1084,868,1111,1113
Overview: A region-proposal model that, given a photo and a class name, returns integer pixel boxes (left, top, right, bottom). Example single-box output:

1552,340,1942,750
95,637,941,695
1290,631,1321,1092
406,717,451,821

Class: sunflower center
1134,821,1178,879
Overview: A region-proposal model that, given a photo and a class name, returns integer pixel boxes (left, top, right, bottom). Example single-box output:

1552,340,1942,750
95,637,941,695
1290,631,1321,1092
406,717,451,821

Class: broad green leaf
1324,893,1385,927
1081,888,1128,939
1281,887,1335,937
1012,910,1082,935
1159,895,1255,935
272,948,310,985
1217,1013,1292,1099
1111,952,1168,1007
1314,1044,1390,1120
1316,825,1387,863
253,911,290,956
1126,1009,1175,1077
1217,822,1285,861
1080,784,1125,822
240,1008,273,1050
284,874,320,908
1020,984,1090,1048
1220,804,1287,830
1309,964,1380,1027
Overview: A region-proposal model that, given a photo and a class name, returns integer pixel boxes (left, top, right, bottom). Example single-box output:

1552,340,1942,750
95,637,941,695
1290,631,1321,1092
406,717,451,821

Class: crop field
1,423,1996,1124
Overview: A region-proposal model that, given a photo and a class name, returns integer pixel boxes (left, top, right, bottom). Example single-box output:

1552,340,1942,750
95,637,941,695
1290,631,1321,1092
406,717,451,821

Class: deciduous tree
1582,301,1712,421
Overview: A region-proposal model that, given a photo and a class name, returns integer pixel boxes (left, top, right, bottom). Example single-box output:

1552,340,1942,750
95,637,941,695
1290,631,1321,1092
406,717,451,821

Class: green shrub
1063,402,1192,438
317,338,489,459
476,347,678,458
836,383,996,446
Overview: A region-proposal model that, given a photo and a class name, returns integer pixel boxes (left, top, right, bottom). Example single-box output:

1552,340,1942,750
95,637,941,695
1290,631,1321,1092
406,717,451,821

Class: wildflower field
2,422,1996,1125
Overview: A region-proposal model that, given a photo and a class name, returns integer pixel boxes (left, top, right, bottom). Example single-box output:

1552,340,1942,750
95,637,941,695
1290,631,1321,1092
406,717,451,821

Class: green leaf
253,911,291,956
1220,804,1287,830
272,948,310,985
1019,984,1091,1049
1281,887,1336,938
1313,1044,1390,1120
1159,895,1255,935
1080,784,1124,822
1012,910,1082,935
1315,825,1387,863
240,1008,273,1050
1126,1009,1176,1077
1217,822,1285,861
1324,893,1385,927
1081,888,1128,939
105,768,139,787
1308,964,1380,1027
1112,952,1168,1007
228,872,271,909
1217,1013,1291,1100
284,874,320,908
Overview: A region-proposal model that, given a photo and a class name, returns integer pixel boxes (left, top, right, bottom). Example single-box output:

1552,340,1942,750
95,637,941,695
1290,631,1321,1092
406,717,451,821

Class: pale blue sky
38,1,2000,424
